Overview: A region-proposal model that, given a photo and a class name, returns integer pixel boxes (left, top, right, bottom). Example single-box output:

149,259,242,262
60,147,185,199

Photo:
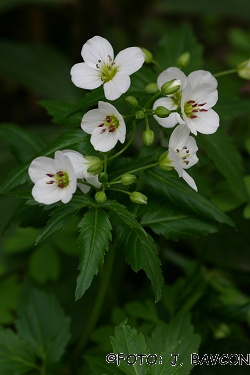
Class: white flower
159,124,199,191
81,101,126,152
28,151,77,205
62,150,101,194
70,35,145,101
153,68,219,134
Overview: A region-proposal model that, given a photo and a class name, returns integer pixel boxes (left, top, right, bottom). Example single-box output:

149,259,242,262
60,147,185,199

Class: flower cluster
28,35,221,204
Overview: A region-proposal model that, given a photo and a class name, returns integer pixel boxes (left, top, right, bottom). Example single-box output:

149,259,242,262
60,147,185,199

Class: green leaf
0,328,36,375
3,226,40,253
155,23,203,74
116,226,163,302
197,129,248,201
85,355,125,375
110,320,149,375
140,197,218,240
147,312,201,375
16,289,71,365
29,244,61,283
0,129,89,194
124,300,158,323
210,179,247,212
0,276,21,324
100,200,146,234
215,95,250,119
36,195,95,243
0,39,79,101
0,123,46,162
145,168,234,227
75,207,112,300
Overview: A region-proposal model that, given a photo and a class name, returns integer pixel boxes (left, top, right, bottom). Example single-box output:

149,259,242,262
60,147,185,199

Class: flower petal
86,175,102,189
32,179,63,205
186,109,220,135
91,126,118,152
157,67,187,91
181,170,198,191
115,47,144,75
188,70,218,89
70,62,102,90
61,186,74,204
169,124,190,149
103,72,130,100
77,182,91,194
81,107,105,134
28,157,57,183
189,83,218,108
81,36,114,68
61,150,88,179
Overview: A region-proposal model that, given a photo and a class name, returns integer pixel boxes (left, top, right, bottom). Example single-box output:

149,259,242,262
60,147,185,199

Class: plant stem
143,91,162,109
107,121,136,162
111,162,159,183
213,68,237,77
106,188,131,195
152,59,163,71
70,244,115,368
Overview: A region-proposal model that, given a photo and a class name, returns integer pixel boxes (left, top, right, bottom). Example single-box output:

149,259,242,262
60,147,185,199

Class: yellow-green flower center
96,55,118,83
98,115,120,134
171,90,182,106
184,100,207,119
46,171,70,189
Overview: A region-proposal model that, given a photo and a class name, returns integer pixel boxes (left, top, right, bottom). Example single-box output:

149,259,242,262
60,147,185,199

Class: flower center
176,146,190,165
184,100,207,119
98,115,120,134
96,55,118,83
171,90,182,106
46,171,70,189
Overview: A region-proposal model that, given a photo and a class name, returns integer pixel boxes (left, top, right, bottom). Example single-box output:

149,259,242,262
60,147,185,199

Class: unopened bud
237,59,250,80
130,191,147,205
145,83,158,94
98,172,108,183
86,156,103,175
140,47,153,63
95,191,107,204
121,174,137,186
177,52,190,69
124,96,138,109
159,151,172,170
142,129,154,146
161,79,181,95
154,106,170,118
136,110,145,119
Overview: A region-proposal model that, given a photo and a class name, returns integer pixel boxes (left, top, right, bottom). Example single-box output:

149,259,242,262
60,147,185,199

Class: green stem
144,91,163,109
144,113,150,131
106,188,131,195
152,59,163,71
70,244,115,368
213,68,237,77
111,162,159,183
107,121,136,162
103,153,108,173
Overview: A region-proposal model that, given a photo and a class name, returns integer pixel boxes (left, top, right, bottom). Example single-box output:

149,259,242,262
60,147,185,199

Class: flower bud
136,110,145,119
154,106,170,118
144,83,158,94
237,59,250,80
98,172,108,183
95,191,107,204
121,174,137,186
142,129,154,146
161,79,181,95
177,52,190,69
124,96,138,109
130,191,147,205
140,47,153,63
86,156,103,175
159,151,172,170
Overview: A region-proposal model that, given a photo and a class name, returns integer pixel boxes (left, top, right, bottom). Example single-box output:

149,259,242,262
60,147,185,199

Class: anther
46,173,54,177
200,109,208,112
57,171,64,177
58,183,65,188
198,102,206,106
96,64,99,69
100,129,106,134
46,180,54,184
109,125,115,133
192,103,197,107
98,60,101,63
176,149,179,153
192,110,198,113
106,116,112,123
98,123,104,127
187,100,195,104
183,146,187,149
186,150,189,153
108,55,112,62
190,115,197,119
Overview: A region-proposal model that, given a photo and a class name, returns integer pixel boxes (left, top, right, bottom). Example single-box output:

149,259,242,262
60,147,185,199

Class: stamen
98,59,101,63
98,123,104,127
46,173,54,177
186,150,189,153
200,109,208,112
108,55,112,62
176,149,179,153
109,125,115,133
100,129,106,134
190,115,197,119
58,183,65,188
184,160,189,165
57,171,64,177
96,64,99,69
183,146,187,149
187,100,195,104
106,116,112,123
192,103,197,107
46,180,54,184
192,110,198,113
198,102,206,106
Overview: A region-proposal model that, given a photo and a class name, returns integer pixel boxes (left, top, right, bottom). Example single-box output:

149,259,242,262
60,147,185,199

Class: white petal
86,175,102,189
103,72,130,100
70,63,102,90
116,120,126,144
181,170,198,191
32,180,63,205
81,107,105,134
153,97,178,111
188,70,218,89
61,186,74,204
77,182,91,194
98,101,118,116
81,36,114,68
61,150,87,179
54,151,77,194
157,67,187,91
114,47,144,75
187,109,220,135
91,127,118,152
189,84,218,108
169,124,190,149
28,156,57,184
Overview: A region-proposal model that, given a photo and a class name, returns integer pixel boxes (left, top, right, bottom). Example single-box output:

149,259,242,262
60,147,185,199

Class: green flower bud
154,106,170,118
177,51,190,69
95,191,107,204
159,151,173,170
124,96,138,109
161,79,181,95
121,174,137,186
136,110,145,119
86,156,103,175
237,59,250,79
130,191,147,205
98,172,108,183
142,129,154,146
144,83,158,94
140,47,153,63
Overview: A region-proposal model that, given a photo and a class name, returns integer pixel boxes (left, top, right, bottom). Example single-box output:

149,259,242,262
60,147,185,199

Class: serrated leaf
147,312,201,375
197,129,248,201
75,207,112,300
0,328,37,375
85,355,125,375
140,197,217,240
38,100,83,128
100,200,146,234
117,226,163,302
145,168,234,227
124,300,158,323
36,195,95,243
110,320,149,375
16,289,71,365
29,244,61,283
0,129,89,194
